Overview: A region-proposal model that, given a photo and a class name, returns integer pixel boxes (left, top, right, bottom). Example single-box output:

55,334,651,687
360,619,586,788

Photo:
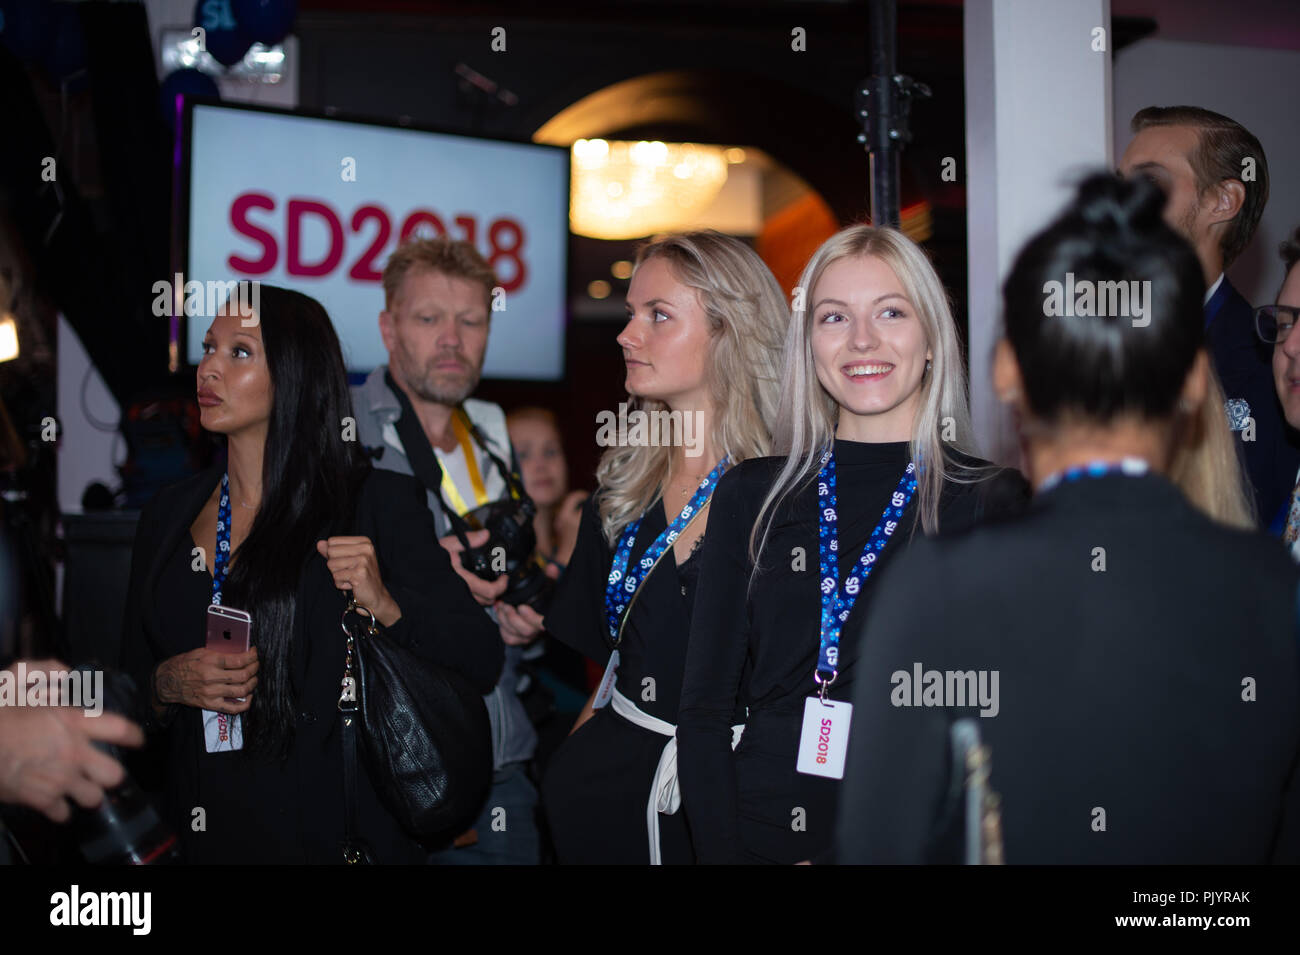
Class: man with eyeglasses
1119,106,1300,526
1263,229,1300,556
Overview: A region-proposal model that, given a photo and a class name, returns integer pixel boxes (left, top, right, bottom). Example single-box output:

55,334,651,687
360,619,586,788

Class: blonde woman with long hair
677,225,1029,865
1168,367,1256,528
540,230,788,864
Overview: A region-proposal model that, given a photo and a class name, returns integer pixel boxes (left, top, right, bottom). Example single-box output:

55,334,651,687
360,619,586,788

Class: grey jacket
351,366,537,770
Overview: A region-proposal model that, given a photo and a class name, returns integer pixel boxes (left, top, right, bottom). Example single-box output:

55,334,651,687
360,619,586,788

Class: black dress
837,471,1300,863
542,492,724,864
119,465,503,864
676,439,1029,864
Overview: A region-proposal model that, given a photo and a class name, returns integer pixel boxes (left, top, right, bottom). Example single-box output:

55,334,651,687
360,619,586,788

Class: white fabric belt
610,686,743,865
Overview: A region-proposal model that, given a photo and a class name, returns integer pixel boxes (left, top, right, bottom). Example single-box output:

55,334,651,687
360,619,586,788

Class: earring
925,358,932,374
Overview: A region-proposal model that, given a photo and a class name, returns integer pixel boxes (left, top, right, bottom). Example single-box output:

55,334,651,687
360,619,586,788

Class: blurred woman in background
507,406,588,572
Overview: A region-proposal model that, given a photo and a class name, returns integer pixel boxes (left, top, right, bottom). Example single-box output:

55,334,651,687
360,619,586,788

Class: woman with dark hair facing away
836,175,1300,864
120,285,501,864
676,225,1029,865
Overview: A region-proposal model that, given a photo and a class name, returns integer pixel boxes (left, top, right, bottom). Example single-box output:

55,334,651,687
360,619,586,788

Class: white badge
796,697,853,779
592,649,620,710
203,710,244,753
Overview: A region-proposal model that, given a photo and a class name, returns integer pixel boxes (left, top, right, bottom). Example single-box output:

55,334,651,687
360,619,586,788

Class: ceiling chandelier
570,139,730,240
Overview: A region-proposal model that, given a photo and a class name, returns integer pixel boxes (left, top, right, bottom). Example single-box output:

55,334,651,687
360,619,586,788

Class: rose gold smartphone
205,604,252,703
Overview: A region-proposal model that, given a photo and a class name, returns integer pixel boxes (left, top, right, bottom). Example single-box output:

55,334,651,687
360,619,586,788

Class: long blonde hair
596,231,789,545
749,226,980,565
1169,363,1256,528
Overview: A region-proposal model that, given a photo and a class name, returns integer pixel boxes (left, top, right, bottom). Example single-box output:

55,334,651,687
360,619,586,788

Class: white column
964,0,1113,462
57,314,123,516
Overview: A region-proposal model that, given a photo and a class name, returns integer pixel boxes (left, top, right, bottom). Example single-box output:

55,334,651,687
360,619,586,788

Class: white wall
965,0,1114,462
56,315,124,515
1114,37,1300,306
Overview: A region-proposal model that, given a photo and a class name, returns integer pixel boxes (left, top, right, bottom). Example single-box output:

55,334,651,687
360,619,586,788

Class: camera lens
73,669,182,865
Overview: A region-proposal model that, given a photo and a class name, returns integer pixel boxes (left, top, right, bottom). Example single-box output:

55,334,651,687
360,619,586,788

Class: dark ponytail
1002,173,1205,424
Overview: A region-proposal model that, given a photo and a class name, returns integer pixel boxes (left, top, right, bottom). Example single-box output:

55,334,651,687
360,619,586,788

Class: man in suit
1119,106,1300,526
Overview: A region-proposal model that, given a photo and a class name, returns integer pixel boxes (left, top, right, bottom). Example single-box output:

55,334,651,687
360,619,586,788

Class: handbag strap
338,592,376,864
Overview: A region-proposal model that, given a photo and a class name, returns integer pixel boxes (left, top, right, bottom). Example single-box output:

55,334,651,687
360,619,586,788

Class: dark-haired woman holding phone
837,174,1300,864
120,285,501,864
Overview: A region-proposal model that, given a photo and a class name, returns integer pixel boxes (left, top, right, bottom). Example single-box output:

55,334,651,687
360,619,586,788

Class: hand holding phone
205,605,252,704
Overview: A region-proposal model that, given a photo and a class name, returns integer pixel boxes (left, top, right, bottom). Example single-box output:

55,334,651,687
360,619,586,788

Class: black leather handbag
337,594,492,863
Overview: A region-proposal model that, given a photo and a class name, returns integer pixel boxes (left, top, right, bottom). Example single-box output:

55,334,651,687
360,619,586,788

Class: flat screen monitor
176,100,569,379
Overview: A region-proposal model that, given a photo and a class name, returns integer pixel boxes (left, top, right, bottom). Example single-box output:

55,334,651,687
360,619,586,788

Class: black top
119,465,502,864
677,439,1030,863
1207,277,1300,525
546,491,719,724
837,471,1300,864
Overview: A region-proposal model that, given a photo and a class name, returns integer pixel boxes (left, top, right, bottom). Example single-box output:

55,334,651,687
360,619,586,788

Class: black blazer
119,465,502,864
1207,277,1300,526
837,472,1300,864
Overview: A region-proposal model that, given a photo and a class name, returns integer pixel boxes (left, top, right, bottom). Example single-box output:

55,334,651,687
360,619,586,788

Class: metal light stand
856,0,931,228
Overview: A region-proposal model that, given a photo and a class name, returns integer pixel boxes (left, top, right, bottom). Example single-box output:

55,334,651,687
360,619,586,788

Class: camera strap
385,371,528,547
386,373,474,547
439,413,490,515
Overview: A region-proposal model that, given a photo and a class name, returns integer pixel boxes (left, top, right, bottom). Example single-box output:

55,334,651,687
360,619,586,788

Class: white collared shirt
1205,272,1225,306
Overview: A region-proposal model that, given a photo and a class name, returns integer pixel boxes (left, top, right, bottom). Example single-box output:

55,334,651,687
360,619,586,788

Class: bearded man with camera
353,238,547,865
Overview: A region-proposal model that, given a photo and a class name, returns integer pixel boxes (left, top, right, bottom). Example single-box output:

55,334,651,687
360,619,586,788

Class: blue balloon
193,0,251,68
232,0,296,47
159,68,221,131
0,0,56,65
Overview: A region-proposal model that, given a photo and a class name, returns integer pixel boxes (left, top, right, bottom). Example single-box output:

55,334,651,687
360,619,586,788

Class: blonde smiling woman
676,225,1029,865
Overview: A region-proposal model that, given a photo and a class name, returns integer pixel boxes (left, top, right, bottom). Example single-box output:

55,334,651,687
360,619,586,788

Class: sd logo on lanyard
203,473,250,753
797,451,917,779
597,458,729,708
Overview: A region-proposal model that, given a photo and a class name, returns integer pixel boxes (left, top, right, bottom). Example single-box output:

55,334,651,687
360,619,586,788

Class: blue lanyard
604,458,729,645
1038,457,1149,493
211,473,233,605
816,451,917,687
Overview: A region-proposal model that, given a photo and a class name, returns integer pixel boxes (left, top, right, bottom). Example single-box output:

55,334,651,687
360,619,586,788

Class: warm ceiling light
610,260,633,280
724,147,746,164
900,200,933,244
587,280,612,299
571,140,730,240
0,313,18,363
